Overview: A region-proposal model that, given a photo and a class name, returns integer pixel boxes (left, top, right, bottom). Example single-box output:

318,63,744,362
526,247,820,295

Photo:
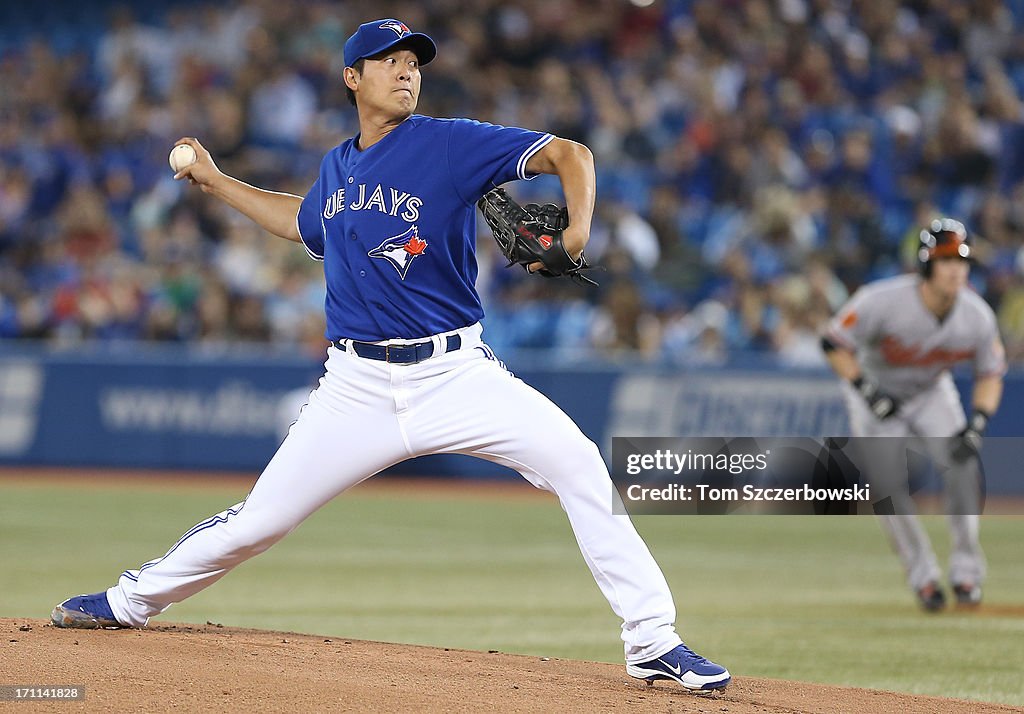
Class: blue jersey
296,114,553,341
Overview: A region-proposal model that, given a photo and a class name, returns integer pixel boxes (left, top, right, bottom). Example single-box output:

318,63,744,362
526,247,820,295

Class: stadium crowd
4,0,1024,366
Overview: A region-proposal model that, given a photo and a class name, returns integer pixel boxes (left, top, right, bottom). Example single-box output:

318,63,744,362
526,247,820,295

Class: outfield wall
1,345,1021,493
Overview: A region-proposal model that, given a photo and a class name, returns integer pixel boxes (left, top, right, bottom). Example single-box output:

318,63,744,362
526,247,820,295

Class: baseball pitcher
50,18,729,692
821,218,1006,610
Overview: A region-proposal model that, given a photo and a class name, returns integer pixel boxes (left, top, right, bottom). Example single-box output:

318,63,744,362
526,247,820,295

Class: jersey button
348,177,354,183
359,270,366,277
351,232,357,240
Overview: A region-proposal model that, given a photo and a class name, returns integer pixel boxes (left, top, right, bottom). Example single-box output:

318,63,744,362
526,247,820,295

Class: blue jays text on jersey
296,114,553,341
322,184,422,222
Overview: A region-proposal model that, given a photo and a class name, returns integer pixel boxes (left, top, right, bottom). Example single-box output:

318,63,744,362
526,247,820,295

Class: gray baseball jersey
826,273,1002,594
825,274,1005,400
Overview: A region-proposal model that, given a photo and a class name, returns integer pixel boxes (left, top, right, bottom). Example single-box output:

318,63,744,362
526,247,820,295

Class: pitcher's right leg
55,350,409,628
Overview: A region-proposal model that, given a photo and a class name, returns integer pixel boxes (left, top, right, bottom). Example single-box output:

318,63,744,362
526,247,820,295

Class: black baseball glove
477,187,596,285
851,376,900,420
951,410,990,462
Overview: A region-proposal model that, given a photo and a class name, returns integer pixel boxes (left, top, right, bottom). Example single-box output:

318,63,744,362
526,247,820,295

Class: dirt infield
2,619,1020,713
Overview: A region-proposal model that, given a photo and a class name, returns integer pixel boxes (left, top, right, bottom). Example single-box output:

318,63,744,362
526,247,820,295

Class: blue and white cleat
51,592,124,629
627,643,731,691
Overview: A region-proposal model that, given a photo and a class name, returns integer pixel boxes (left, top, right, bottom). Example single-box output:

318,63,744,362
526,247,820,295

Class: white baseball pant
106,323,684,663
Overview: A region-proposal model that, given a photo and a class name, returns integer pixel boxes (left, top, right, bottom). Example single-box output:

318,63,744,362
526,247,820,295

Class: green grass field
2,477,1022,706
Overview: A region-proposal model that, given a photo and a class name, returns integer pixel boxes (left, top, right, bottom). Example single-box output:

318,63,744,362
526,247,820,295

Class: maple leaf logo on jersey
368,226,428,280
404,236,427,255
379,20,411,38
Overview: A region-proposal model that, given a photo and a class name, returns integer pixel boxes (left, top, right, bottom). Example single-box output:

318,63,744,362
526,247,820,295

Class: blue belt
333,334,462,364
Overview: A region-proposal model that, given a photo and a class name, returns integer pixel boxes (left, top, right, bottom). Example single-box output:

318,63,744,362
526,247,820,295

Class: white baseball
169,144,197,173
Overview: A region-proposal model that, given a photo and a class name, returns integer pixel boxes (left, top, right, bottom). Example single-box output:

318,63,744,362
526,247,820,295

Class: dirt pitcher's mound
1,619,1018,713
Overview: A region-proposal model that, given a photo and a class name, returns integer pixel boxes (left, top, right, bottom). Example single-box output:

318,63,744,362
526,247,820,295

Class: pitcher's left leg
405,354,695,664
499,429,684,663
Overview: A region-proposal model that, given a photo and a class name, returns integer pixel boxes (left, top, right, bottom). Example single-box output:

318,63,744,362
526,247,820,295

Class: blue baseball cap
343,19,437,68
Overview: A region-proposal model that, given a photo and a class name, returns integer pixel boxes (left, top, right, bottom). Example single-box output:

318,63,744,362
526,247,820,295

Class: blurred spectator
1,0,1024,368
247,63,317,148
588,201,661,271
660,300,729,367
771,274,831,369
590,281,661,360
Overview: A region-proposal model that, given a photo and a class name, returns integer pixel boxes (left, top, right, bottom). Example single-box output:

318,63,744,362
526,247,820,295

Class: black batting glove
851,376,900,420
952,410,990,462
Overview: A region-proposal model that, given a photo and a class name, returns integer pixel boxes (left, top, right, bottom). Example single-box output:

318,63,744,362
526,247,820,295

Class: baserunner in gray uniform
821,218,1006,611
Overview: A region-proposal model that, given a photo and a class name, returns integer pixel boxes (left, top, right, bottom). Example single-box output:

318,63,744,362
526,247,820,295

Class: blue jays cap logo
379,20,411,38
368,226,428,280
344,18,437,67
